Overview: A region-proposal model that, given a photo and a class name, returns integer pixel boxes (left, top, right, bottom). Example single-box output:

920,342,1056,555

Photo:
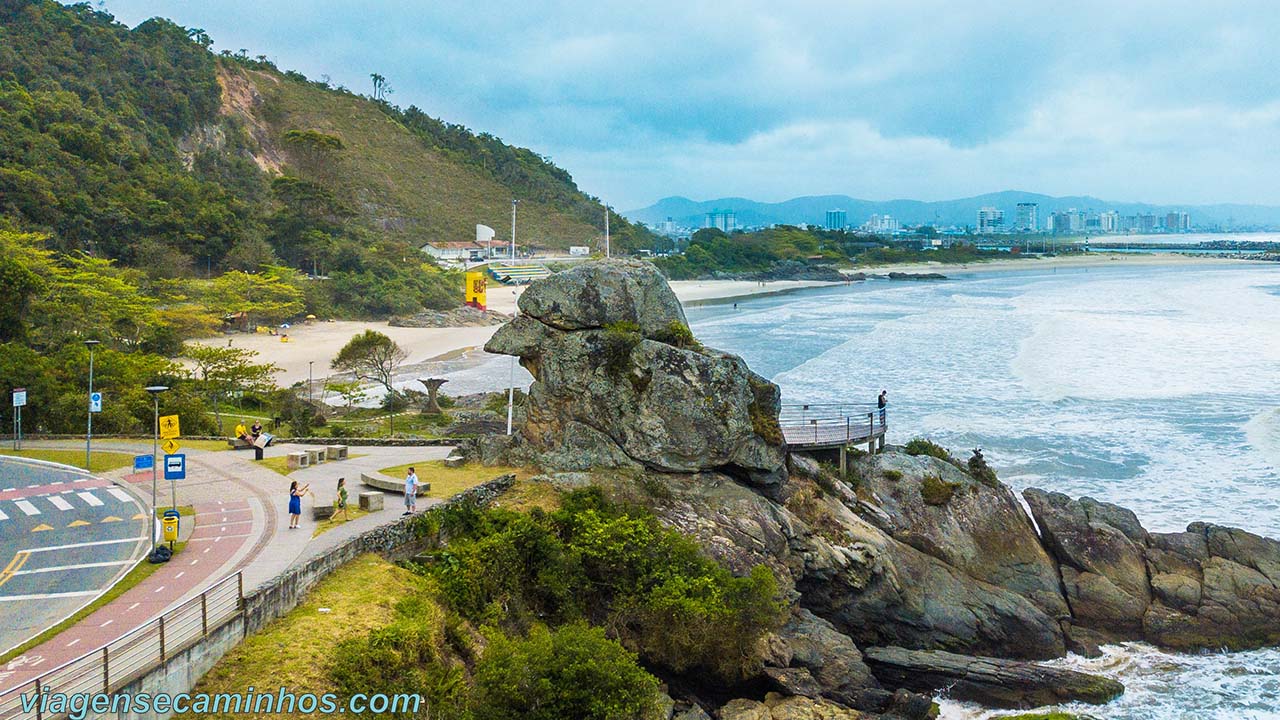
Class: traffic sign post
89,392,102,413
161,438,181,455
164,453,185,512
134,454,154,472
11,388,25,451
159,415,180,440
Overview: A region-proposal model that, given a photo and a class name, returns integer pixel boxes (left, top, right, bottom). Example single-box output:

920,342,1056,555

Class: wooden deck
779,403,887,453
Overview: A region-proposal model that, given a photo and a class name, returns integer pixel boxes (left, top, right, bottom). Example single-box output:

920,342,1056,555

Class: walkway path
0,439,454,697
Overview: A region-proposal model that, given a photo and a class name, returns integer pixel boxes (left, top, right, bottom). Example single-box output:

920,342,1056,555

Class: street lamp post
510,198,519,260
605,206,610,258
145,385,169,555
308,361,314,405
85,339,100,471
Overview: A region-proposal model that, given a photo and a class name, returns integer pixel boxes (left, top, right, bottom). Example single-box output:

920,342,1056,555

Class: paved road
0,457,147,656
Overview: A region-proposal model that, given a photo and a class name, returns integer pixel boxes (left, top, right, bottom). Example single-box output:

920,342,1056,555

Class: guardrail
778,403,887,448
0,572,243,720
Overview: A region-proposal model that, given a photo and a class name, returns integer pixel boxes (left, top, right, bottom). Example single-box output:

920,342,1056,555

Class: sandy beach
191,252,1265,387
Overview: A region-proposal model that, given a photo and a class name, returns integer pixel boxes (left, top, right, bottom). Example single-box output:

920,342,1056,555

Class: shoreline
191,252,1266,387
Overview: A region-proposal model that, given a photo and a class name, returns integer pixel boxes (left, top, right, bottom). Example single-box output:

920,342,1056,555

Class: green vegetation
0,448,134,473
0,541,186,665
881,469,904,481
905,438,956,463
601,320,642,376
415,487,787,683
920,474,961,506
653,226,1021,279
652,319,701,351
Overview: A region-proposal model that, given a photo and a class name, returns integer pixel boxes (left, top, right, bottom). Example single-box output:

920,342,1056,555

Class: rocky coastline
476,259,1280,718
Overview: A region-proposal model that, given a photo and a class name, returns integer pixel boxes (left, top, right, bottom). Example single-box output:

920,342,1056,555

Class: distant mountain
625,191,1280,230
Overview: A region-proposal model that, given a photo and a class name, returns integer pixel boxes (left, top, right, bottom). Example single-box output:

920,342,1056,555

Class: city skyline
93,1,1280,210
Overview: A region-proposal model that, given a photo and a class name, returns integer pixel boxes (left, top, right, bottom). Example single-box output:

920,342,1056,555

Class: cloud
97,0,1280,208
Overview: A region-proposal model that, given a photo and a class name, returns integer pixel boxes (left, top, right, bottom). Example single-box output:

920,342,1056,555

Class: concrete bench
326,445,349,461
443,452,466,468
305,447,325,465
358,492,384,511
286,452,310,471
360,472,429,495
312,502,335,520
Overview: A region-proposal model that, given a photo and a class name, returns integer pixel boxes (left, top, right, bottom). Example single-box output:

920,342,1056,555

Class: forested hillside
0,0,654,435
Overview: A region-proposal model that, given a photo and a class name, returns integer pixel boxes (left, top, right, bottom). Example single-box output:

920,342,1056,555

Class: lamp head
84,339,101,348
144,385,170,396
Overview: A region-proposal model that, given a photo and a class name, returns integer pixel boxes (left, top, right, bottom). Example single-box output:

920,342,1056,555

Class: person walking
288,480,310,529
877,390,888,427
335,478,349,522
403,467,418,515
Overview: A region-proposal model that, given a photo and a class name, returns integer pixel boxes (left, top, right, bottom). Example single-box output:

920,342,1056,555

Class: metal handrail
0,571,244,720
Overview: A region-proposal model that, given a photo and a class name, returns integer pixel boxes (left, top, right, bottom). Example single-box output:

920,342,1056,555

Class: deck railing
779,402,887,448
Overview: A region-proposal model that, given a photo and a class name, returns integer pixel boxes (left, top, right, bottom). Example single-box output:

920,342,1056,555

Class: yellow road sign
159,415,180,439
161,438,181,455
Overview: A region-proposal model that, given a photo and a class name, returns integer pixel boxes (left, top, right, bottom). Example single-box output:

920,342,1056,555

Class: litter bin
162,509,180,544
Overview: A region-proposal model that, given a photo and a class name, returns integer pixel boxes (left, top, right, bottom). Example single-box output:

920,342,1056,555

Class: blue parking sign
134,454,154,471
163,453,186,481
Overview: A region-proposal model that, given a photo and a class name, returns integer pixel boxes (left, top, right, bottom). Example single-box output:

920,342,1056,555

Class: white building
861,214,898,233
421,241,483,263
977,207,1004,234
1014,203,1037,232
1099,211,1120,233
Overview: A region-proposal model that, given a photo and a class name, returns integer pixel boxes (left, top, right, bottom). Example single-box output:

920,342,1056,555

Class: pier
779,403,887,474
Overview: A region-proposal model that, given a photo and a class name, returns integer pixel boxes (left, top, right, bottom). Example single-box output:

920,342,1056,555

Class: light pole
308,361,314,405
84,339,100,471
510,198,519,260
145,385,169,555
507,289,518,436
605,205,610,258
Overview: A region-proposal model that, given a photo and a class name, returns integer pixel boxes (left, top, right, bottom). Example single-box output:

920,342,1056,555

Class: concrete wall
109,474,516,720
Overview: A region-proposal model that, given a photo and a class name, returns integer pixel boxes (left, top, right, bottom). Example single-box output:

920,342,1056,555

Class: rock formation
486,260,788,497
482,259,1280,717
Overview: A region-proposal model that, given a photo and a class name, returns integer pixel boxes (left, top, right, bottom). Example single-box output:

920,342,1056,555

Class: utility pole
605,206,610,258
145,385,169,556
308,361,314,405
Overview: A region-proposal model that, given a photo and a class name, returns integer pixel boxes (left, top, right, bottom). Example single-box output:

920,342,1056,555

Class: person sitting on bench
234,420,250,443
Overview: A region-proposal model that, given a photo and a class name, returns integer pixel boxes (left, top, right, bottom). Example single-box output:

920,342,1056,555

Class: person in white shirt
403,468,418,515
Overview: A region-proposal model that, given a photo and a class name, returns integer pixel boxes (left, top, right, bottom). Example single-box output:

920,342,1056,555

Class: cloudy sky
100,0,1280,210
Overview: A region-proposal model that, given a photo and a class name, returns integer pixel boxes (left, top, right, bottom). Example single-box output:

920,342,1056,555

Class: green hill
0,0,655,319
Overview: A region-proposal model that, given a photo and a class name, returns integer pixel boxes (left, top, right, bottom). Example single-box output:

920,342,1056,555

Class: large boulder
862,646,1124,709
1024,489,1280,651
486,260,788,496
858,454,1069,620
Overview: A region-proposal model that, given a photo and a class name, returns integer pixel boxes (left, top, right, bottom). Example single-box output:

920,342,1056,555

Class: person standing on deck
877,390,888,427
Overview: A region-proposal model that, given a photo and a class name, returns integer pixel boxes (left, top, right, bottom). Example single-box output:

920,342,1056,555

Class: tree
332,330,406,397
182,344,279,432
205,269,305,327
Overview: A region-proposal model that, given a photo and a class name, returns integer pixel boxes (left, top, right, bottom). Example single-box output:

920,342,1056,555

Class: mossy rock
920,474,960,506
881,469,903,481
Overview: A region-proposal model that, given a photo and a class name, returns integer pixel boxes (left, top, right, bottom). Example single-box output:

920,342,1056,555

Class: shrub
905,438,955,463
967,449,999,486
471,624,662,720
881,469,903,481
418,488,787,683
330,619,466,719
920,474,961,506
601,321,642,375
652,320,701,350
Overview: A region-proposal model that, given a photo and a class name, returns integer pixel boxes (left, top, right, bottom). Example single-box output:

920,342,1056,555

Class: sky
97,0,1280,210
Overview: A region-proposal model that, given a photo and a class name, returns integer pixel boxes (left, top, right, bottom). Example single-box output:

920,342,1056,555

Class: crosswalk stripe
14,500,39,516
76,492,104,507
47,496,73,511
106,488,132,503
0,507,8,521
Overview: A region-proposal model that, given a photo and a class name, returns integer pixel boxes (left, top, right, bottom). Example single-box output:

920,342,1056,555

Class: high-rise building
1014,203,1038,232
825,210,847,231
1164,211,1191,232
861,214,898,233
977,207,1004,234
704,210,736,233
656,217,680,236
1099,211,1120,233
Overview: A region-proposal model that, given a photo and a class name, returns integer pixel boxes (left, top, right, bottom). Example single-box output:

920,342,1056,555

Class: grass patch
0,449,135,473
378,460,526,499
492,477,561,513
154,505,195,518
0,541,186,665
195,554,425,717
255,455,292,476
312,506,370,537
881,469,903,481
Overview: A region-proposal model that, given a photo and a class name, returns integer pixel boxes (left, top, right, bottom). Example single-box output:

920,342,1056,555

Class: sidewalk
0,440,452,693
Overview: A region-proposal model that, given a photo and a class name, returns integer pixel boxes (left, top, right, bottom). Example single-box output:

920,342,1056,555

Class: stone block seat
360,472,430,495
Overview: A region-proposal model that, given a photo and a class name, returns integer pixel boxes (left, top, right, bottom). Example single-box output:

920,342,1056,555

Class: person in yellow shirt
234,420,249,442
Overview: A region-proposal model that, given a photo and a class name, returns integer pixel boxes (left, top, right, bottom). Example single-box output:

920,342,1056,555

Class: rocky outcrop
1025,489,1280,651
486,259,788,497
720,692,932,720
389,306,510,327
862,646,1124,709
859,454,1069,621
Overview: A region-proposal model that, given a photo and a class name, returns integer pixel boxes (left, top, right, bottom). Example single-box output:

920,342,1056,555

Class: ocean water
684,262,1280,719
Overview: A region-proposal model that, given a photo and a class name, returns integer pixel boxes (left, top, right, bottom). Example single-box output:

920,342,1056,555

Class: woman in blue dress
288,480,310,529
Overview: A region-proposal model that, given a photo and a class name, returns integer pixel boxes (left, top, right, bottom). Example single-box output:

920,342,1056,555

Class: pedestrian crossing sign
159,414,180,439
